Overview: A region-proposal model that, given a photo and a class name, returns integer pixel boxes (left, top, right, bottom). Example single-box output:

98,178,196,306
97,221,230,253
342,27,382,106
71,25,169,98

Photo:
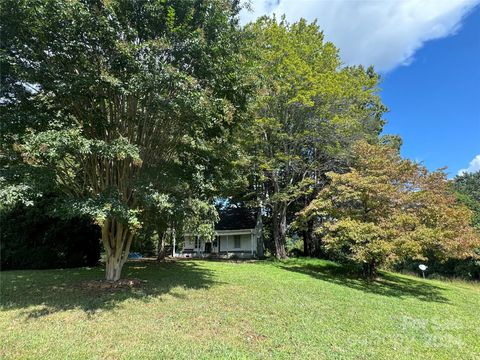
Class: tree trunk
256,208,264,258
101,218,134,281
157,230,167,261
363,260,377,279
105,254,123,282
303,219,314,256
302,229,309,256
312,232,323,257
272,202,288,259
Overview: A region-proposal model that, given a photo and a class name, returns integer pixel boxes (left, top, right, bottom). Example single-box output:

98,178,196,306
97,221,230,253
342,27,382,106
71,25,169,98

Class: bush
395,255,480,281
1,197,101,270
130,230,157,257
288,247,304,258
286,235,304,257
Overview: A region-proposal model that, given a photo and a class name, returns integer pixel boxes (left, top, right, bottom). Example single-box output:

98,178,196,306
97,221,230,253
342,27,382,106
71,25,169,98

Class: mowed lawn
1,259,479,359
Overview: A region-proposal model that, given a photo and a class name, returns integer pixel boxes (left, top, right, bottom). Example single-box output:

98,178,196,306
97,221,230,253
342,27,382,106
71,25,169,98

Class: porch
182,229,258,258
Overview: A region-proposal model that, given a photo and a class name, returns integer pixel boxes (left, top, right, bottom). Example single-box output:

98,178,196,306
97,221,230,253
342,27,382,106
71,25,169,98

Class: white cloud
458,154,480,175
240,0,479,72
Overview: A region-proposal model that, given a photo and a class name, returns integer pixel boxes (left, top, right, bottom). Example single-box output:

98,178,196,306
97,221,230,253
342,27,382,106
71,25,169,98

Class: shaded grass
1,260,217,316
275,259,450,302
1,258,479,359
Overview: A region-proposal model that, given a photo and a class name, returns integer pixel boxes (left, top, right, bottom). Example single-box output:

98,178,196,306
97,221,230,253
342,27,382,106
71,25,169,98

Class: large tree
300,141,480,277
244,17,386,258
1,0,251,280
453,171,480,230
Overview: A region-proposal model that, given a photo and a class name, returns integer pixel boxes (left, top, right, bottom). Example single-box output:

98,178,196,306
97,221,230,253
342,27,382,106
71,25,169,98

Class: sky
240,0,480,177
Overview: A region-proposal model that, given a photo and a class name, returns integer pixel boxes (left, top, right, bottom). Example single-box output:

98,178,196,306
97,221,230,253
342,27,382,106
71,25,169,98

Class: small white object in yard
419,264,428,278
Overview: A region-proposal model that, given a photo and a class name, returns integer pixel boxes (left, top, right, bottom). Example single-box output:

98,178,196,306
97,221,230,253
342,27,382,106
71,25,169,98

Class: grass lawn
1,258,479,359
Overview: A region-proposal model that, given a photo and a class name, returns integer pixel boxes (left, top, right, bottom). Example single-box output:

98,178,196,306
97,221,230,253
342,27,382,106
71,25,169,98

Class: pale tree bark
101,218,134,281
157,230,167,261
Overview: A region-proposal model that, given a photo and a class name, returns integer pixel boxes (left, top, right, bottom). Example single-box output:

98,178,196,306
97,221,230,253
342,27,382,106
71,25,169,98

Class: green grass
1,258,479,359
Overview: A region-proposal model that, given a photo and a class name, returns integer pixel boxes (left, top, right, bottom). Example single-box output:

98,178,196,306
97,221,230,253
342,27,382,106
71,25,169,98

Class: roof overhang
215,229,256,235
184,228,256,237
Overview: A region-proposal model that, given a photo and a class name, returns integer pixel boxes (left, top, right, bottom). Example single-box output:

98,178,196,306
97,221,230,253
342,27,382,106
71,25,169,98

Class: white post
251,232,254,255
226,235,229,258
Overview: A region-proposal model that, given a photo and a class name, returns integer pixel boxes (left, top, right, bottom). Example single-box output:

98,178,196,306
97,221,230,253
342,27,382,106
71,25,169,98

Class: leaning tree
0,0,252,280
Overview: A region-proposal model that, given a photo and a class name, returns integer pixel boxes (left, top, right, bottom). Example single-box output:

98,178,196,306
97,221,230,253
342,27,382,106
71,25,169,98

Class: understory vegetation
1,259,479,359
0,195,100,270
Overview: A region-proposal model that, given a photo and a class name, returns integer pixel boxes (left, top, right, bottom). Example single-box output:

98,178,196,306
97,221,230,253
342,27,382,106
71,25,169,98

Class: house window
234,235,241,249
195,237,201,249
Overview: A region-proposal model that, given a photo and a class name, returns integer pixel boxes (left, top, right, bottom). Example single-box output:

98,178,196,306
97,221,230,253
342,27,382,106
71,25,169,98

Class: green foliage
243,16,387,257
0,195,101,270
285,235,304,257
396,170,480,280
453,171,480,230
1,0,250,207
1,0,253,279
396,256,480,281
301,141,480,276
130,230,158,257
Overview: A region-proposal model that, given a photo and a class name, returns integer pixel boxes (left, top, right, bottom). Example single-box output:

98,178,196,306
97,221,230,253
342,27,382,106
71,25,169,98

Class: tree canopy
453,171,480,230
243,17,387,258
1,0,253,280
299,141,480,276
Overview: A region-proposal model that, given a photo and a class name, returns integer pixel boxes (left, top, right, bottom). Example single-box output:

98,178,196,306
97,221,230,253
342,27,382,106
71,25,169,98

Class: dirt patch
80,279,146,291
244,330,268,343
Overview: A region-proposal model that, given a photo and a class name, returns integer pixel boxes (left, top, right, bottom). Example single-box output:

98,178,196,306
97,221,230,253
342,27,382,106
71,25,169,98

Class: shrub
1,197,101,270
396,255,480,281
130,230,157,257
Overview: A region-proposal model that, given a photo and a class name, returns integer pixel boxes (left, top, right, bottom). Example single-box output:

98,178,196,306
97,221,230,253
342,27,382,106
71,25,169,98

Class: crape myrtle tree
0,0,252,280
244,17,386,258
300,141,480,277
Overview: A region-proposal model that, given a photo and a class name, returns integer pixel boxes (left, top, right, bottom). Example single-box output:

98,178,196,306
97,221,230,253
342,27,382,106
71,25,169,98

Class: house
182,207,262,259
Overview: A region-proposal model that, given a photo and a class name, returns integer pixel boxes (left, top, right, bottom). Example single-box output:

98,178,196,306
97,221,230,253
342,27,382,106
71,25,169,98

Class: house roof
215,207,257,230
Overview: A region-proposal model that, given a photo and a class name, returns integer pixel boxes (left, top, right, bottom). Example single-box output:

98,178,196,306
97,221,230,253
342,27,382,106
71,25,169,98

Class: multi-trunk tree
245,17,386,258
1,0,252,280
300,141,480,277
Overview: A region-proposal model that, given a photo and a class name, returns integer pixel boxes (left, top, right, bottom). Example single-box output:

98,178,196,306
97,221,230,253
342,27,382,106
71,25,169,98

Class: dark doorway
204,242,212,253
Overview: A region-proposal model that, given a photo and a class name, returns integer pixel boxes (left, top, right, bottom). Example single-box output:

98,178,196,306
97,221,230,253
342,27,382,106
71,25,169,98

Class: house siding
184,236,203,251
217,234,253,253
182,230,258,258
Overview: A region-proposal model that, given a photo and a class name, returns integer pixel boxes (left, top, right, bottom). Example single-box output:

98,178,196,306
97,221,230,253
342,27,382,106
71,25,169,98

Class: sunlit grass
1,258,479,359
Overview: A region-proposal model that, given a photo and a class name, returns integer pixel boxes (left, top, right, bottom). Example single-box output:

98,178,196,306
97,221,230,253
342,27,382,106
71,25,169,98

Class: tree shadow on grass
0,260,218,319
276,259,449,303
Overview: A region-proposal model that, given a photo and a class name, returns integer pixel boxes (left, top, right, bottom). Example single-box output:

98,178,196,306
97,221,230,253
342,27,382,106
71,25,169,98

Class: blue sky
241,0,480,176
382,7,480,177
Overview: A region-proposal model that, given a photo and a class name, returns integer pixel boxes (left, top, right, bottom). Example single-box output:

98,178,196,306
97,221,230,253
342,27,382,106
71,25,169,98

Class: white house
182,207,262,259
